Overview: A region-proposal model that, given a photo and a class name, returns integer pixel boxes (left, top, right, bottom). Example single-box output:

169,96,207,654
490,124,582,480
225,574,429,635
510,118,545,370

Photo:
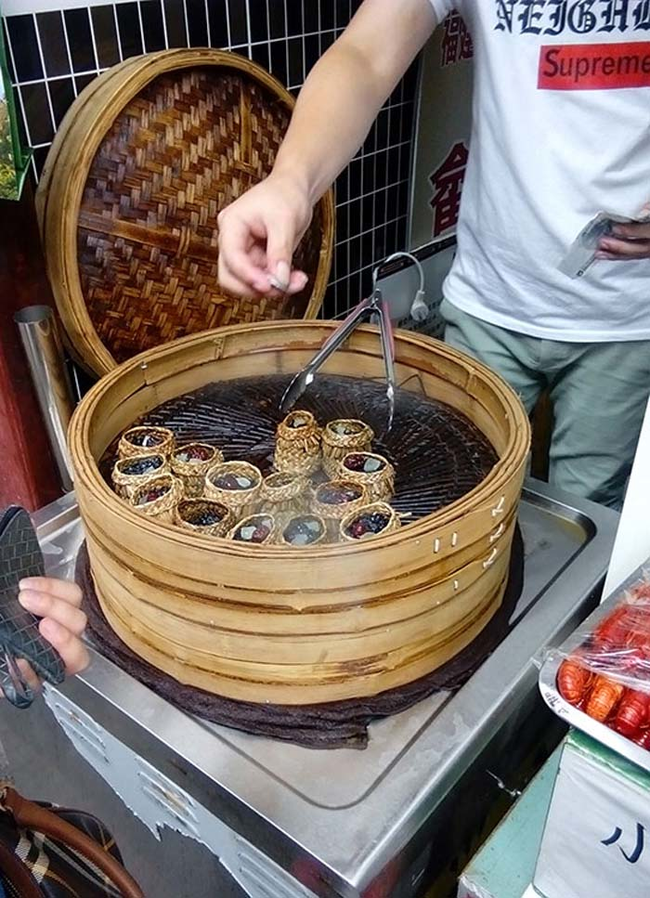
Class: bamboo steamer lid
38,49,334,376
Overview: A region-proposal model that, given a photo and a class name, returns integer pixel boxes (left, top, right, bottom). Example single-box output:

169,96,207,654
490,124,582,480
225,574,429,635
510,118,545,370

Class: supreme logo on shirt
538,41,650,89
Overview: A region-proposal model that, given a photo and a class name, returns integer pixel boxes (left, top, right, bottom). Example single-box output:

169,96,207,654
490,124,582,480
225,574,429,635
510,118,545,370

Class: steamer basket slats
70,321,530,705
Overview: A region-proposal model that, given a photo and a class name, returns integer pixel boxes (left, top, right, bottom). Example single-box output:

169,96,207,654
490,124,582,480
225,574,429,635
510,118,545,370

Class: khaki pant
439,298,650,510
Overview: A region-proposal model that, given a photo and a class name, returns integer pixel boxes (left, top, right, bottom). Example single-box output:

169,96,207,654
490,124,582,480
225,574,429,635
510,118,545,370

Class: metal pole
14,306,75,493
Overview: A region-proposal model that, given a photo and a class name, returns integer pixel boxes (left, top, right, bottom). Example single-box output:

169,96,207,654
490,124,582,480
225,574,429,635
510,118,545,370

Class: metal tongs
281,262,397,434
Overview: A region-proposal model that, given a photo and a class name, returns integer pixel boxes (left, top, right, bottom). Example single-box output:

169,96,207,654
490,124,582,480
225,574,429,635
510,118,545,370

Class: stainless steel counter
30,481,618,898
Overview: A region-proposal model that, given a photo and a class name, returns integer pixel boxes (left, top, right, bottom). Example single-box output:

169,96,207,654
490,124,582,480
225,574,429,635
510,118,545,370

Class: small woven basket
321,419,374,477
259,471,308,515
312,479,368,536
228,513,277,546
205,461,262,515
174,498,234,537
274,411,322,476
279,513,328,548
129,474,183,523
171,443,224,498
119,426,175,460
111,453,169,499
340,502,402,543
338,452,395,503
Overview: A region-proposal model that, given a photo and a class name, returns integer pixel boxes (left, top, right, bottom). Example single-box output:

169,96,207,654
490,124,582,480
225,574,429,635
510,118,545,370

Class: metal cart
0,482,618,898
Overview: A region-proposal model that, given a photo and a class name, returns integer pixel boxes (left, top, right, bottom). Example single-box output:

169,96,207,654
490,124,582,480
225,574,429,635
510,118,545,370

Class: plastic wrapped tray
539,558,650,773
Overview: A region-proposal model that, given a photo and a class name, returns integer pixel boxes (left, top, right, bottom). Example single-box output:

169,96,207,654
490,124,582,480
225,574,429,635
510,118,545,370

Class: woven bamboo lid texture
37,49,334,376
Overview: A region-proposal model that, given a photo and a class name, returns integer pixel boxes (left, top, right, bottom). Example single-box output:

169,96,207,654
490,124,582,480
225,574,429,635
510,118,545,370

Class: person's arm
218,0,437,298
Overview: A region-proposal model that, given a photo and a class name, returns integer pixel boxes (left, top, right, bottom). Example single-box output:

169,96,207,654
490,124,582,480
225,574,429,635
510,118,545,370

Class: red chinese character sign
409,11,474,252
429,140,469,238
441,12,474,67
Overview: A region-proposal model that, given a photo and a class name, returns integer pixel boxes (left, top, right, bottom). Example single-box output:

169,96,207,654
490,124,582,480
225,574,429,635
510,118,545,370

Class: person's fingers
0,658,41,700
285,271,310,294
39,619,89,676
599,237,650,259
19,589,87,636
19,577,82,607
265,213,300,291
218,262,267,299
246,244,290,299
15,658,41,694
217,213,271,293
611,222,650,241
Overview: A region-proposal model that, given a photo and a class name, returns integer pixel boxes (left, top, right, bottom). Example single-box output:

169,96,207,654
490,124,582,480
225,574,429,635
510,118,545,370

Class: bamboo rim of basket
118,426,175,459
129,474,183,517
338,452,395,483
69,320,530,558
277,410,320,437
171,443,223,477
260,471,308,503
40,49,335,376
312,479,369,521
112,454,169,494
173,499,234,537
205,460,263,506
227,513,277,545
322,419,374,449
279,513,328,547
339,502,402,542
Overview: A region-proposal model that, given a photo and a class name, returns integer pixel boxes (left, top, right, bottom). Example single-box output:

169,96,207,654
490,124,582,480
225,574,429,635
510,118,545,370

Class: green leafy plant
0,8,31,201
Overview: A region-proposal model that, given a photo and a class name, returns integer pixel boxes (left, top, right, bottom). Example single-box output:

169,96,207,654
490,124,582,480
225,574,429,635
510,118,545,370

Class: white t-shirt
427,0,650,341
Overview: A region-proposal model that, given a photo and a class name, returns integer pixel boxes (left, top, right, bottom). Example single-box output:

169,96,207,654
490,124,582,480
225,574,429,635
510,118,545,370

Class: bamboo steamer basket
227,513,277,546
312,479,369,537
204,460,262,516
279,514,328,548
37,49,334,377
338,452,395,502
111,453,169,499
322,419,374,477
340,502,402,542
69,320,530,705
274,410,322,476
128,473,183,524
173,499,234,538
259,471,308,515
118,426,175,460
171,443,223,499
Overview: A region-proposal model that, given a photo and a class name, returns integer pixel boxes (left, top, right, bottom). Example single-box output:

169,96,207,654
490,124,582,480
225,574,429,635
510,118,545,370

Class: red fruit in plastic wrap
634,728,650,750
613,690,650,738
594,606,634,648
584,676,625,722
623,607,650,649
557,659,592,706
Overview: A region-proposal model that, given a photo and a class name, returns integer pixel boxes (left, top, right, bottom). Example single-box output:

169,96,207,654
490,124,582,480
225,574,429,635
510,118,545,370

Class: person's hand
217,172,313,298
3,578,89,696
597,204,650,261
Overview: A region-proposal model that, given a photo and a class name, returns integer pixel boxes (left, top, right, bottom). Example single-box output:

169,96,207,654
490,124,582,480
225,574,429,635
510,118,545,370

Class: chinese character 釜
428,141,469,238
441,11,474,66
601,822,646,864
